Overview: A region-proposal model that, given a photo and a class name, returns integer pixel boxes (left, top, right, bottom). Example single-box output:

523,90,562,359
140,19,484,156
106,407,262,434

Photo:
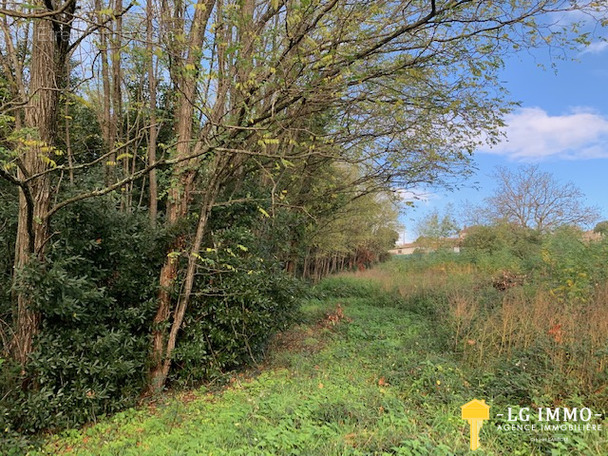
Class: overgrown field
29,245,608,455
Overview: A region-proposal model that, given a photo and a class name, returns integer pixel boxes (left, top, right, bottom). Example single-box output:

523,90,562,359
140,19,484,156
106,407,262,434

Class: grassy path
32,282,606,455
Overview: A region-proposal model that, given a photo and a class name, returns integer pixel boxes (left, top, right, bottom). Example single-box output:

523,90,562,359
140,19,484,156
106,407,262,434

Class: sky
399,25,608,243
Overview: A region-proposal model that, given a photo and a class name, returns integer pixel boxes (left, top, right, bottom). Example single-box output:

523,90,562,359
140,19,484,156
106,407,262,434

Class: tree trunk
147,0,158,226
11,12,59,364
112,0,127,208
97,0,115,184
149,175,220,391
148,0,216,393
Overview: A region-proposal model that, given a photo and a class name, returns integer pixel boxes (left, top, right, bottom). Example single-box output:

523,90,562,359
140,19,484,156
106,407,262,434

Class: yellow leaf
116,153,133,161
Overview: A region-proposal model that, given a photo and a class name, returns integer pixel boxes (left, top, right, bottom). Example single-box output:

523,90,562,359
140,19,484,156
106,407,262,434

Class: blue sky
399,33,608,243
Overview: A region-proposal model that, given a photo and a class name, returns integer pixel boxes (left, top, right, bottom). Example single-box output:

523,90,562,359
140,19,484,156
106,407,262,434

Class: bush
1,200,161,442
312,276,385,299
169,223,303,386
0,192,308,453
538,227,608,303
461,224,543,275
9,258,151,430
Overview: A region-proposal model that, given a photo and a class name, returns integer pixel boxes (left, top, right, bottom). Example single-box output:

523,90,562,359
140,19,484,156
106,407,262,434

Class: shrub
461,224,543,275
1,192,308,454
1,200,161,441
169,225,303,386
538,227,608,304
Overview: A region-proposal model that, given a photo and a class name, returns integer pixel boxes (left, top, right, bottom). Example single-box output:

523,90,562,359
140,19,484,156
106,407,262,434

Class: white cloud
581,41,608,55
548,7,607,28
480,107,608,160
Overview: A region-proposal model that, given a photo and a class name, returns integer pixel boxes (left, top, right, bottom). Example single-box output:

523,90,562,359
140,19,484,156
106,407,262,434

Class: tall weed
348,246,608,409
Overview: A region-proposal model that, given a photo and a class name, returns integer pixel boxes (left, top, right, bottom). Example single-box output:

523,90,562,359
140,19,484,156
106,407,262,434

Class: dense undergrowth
0,198,303,453
27,231,608,455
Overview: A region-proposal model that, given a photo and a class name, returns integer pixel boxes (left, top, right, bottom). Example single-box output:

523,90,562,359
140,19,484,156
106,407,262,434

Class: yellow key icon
461,399,490,450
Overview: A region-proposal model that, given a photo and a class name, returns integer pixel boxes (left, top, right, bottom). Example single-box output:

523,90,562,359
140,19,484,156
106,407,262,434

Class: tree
300,188,402,280
593,221,608,236
484,165,600,232
8,0,77,364
415,205,460,249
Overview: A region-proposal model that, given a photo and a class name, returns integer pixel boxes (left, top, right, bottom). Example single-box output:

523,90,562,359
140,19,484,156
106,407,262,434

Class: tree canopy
415,205,460,249
483,165,600,232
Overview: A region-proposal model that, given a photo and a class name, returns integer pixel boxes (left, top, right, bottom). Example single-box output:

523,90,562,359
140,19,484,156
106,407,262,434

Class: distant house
388,243,418,255
389,240,460,255
582,230,602,243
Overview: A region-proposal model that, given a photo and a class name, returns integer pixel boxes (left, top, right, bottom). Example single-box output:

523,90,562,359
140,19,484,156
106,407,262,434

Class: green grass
31,277,606,455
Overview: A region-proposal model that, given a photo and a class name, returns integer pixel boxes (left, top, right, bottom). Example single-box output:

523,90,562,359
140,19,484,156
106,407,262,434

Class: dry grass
341,261,608,400
451,285,608,392
342,262,475,300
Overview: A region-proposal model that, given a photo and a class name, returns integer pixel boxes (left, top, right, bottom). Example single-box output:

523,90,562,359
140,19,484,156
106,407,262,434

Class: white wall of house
389,245,460,255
